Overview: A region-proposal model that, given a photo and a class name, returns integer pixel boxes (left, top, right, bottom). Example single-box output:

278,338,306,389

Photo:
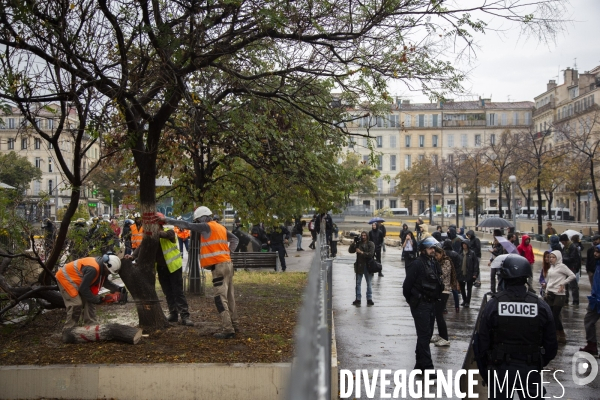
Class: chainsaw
101,287,128,304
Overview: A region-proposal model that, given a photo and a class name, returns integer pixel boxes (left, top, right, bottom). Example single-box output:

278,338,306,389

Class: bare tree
558,108,600,232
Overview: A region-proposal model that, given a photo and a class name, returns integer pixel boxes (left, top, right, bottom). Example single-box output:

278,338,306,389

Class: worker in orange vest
55,254,123,329
130,213,144,250
159,207,239,339
173,222,190,254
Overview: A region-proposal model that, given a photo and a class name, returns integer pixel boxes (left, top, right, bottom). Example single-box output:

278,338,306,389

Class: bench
231,252,281,271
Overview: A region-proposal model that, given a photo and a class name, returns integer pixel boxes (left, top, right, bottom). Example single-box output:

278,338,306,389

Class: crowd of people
348,218,600,395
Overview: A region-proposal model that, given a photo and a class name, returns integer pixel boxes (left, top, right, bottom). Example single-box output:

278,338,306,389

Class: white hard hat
134,212,141,218
104,255,121,274
193,206,212,221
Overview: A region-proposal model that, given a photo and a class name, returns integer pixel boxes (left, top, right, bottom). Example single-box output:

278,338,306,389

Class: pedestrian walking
402,231,417,264
294,217,305,251
539,250,551,297
544,250,576,344
349,231,375,306
585,235,600,285
377,221,387,252
457,238,479,308
560,234,581,306
431,246,458,346
368,222,384,277
161,207,240,339
488,237,506,294
330,223,339,257
268,223,290,272
517,234,536,292
403,237,444,375
415,217,423,241
475,255,557,399
579,244,600,355
121,218,133,255
308,215,317,250
443,239,461,313
467,230,482,288
545,222,557,242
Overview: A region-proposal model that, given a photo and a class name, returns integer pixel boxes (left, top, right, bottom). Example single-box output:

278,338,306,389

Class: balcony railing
442,120,486,127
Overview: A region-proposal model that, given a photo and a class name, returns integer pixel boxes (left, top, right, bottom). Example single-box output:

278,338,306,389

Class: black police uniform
477,285,557,399
403,253,444,372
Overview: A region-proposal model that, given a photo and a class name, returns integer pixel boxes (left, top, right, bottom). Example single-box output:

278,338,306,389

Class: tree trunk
455,179,459,227
474,178,479,229
118,258,169,330
498,177,503,219
62,323,143,344
536,174,543,235
576,191,581,222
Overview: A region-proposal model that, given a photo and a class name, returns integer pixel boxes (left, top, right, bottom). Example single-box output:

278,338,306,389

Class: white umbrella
495,236,518,254
562,229,582,240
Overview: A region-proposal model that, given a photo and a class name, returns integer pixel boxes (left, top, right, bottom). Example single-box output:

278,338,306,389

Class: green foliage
0,152,42,193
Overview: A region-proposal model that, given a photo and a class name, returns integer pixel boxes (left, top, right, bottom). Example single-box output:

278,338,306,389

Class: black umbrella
476,217,514,228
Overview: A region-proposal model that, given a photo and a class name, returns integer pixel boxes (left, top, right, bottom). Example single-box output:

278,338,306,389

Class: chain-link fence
288,231,333,400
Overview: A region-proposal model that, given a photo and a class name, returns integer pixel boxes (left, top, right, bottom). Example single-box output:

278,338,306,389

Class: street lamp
110,189,114,217
461,186,466,228
378,188,381,211
509,175,517,229
430,187,435,225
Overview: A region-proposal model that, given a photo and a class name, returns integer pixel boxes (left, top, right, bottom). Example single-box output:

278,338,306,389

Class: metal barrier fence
288,232,333,400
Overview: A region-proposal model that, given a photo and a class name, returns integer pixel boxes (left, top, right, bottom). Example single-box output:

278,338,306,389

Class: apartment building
533,65,600,222
345,99,533,215
0,105,102,221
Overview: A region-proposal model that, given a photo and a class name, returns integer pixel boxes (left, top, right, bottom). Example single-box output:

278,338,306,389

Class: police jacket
402,254,443,304
348,240,375,275
477,285,557,369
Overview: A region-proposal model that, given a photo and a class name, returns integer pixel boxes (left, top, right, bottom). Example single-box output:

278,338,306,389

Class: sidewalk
332,244,600,399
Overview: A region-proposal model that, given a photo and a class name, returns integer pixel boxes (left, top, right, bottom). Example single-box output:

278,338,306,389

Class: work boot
557,330,567,344
214,332,235,339
352,300,361,307
180,315,194,326
579,341,598,356
167,313,178,323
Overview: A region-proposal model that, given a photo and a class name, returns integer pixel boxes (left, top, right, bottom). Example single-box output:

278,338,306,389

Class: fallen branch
62,323,143,345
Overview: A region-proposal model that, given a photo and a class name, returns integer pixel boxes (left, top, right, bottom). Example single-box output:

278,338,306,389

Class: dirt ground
0,271,307,365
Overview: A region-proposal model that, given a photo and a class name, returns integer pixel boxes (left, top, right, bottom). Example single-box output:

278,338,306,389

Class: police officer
476,254,557,399
402,237,444,375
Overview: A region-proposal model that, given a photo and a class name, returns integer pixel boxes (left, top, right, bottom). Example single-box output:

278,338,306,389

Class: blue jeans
178,237,189,253
355,272,373,301
296,234,302,249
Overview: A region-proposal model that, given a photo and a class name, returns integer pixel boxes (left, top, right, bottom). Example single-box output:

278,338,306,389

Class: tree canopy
0,151,42,193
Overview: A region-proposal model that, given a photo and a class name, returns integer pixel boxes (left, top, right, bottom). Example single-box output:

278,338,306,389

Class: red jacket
517,234,535,264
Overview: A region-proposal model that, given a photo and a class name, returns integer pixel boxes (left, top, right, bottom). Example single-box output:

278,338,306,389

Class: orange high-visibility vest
131,224,144,249
174,226,190,240
56,257,102,298
200,221,231,268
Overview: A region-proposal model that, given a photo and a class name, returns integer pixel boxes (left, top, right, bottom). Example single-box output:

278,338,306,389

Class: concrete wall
0,363,291,400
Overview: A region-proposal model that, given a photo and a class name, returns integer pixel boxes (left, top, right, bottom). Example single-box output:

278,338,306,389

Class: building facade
0,106,103,221
345,99,533,216
533,65,600,223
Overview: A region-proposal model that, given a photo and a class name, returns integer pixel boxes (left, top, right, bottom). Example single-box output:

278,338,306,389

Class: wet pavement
332,244,600,399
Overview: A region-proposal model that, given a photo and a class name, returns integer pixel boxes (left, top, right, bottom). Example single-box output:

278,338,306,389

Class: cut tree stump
62,323,143,344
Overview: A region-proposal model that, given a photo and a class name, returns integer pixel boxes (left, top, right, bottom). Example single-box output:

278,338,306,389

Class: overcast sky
391,0,600,104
